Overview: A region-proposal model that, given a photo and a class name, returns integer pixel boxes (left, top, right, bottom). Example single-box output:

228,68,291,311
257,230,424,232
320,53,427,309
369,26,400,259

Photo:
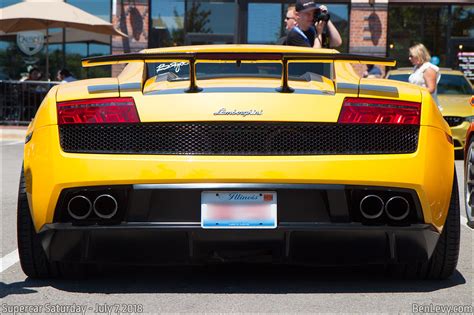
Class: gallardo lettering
214,108,263,117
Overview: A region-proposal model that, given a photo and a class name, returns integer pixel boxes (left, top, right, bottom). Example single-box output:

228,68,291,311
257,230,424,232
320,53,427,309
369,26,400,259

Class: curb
0,126,27,141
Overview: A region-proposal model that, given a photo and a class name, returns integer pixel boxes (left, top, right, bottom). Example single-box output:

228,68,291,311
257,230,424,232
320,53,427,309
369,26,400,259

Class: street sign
458,52,474,82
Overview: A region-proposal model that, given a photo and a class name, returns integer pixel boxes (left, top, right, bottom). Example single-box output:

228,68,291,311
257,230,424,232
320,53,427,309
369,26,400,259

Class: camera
314,8,330,23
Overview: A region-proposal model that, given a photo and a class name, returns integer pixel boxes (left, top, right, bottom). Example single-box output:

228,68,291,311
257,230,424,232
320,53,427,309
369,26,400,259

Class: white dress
409,62,442,110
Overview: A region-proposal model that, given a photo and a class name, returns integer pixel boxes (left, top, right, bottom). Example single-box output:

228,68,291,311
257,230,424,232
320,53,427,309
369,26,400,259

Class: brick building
111,0,472,78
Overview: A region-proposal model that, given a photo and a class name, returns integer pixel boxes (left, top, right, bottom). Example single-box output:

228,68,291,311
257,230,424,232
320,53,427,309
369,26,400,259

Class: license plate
201,191,277,229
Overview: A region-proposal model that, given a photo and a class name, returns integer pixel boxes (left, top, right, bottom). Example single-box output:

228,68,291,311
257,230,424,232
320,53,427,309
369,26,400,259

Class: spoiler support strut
185,57,202,93
276,59,294,93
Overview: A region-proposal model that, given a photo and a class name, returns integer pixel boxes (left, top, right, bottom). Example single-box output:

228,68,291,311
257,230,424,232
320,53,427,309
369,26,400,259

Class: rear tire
464,140,474,227
389,169,460,279
17,166,86,279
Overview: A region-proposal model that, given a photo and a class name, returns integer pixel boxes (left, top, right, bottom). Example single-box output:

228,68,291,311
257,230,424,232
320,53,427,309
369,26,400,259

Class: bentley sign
17,31,44,56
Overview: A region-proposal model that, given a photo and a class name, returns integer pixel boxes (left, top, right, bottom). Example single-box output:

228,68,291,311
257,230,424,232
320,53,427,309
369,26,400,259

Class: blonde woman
408,43,442,110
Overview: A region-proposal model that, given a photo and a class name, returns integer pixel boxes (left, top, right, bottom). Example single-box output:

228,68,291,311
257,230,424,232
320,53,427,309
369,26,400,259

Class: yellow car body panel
438,94,472,150
26,123,452,232
359,78,422,103
56,78,120,102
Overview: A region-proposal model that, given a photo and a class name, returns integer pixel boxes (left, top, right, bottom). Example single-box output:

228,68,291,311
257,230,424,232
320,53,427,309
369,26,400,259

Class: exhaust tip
93,194,118,219
67,195,92,220
359,195,384,219
385,196,410,221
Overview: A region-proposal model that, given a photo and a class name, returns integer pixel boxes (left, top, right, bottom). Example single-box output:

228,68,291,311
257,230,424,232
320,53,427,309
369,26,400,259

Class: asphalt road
1,140,473,314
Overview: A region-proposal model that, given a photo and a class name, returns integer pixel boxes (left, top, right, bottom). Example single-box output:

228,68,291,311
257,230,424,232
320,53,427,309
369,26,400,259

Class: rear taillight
57,97,139,125
470,96,473,106
338,98,421,125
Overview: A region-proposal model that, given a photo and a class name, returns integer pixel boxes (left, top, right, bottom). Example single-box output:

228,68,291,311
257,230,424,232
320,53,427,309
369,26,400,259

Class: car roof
387,67,466,76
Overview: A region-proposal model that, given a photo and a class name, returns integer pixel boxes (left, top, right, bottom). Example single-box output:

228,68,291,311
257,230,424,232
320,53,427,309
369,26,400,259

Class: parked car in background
463,96,474,228
386,68,473,153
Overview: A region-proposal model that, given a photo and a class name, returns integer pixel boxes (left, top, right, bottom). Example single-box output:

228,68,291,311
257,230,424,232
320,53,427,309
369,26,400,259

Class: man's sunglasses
284,16,295,21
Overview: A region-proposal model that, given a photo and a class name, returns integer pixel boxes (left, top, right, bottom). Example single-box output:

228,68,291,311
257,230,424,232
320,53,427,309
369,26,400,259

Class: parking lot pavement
0,126,27,142
1,142,473,313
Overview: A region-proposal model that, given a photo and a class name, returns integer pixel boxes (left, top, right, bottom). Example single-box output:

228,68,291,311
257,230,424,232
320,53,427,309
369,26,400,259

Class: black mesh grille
59,122,419,155
444,116,464,127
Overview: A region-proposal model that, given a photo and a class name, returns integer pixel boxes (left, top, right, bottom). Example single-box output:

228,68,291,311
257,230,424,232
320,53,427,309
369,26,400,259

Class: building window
150,0,236,47
247,3,283,44
388,4,474,70
451,5,474,38
388,4,449,68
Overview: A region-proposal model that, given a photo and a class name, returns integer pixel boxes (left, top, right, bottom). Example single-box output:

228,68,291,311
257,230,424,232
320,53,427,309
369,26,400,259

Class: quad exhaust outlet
93,194,118,219
359,195,384,219
67,195,92,220
385,196,410,221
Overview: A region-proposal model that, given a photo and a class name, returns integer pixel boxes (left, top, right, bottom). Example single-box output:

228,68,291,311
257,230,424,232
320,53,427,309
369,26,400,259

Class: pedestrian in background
57,69,77,83
363,64,382,78
20,66,43,82
286,0,342,49
408,43,441,110
278,4,297,45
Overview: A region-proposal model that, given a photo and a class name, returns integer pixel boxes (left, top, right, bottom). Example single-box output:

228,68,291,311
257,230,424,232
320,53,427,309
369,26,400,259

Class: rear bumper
39,223,440,265
25,124,454,231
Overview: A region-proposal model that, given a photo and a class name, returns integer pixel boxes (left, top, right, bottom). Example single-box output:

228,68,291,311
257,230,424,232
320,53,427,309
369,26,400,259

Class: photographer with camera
286,0,342,49
277,4,297,45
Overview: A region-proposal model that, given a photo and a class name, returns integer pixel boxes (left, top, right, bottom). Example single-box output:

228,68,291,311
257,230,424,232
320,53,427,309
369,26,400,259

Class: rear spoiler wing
82,52,396,93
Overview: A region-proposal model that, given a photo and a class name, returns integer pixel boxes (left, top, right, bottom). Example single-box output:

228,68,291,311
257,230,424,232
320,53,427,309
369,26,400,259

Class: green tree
171,1,212,46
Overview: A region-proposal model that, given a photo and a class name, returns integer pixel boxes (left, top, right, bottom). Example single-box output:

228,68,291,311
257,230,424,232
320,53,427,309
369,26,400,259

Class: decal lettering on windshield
156,62,189,74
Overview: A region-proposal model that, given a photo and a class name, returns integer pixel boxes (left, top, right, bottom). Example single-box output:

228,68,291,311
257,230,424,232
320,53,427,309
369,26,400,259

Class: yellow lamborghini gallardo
18,45,460,279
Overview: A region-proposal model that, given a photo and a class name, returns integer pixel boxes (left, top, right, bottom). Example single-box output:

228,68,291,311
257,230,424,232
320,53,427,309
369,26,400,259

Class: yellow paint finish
24,125,62,229
117,62,145,83
419,90,451,133
333,61,360,82
132,80,347,123
359,78,422,103
56,78,119,102
439,95,473,118
450,122,470,150
27,85,59,129
26,124,452,232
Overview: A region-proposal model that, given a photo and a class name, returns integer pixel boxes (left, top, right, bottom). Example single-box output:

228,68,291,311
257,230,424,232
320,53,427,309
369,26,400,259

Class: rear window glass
437,75,473,95
147,62,332,82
